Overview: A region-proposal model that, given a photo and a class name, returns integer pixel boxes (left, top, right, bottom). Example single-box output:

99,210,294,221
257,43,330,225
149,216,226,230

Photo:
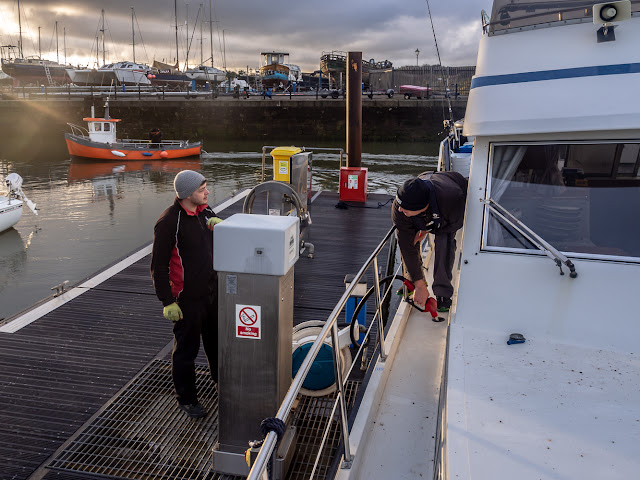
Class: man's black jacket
151,198,218,306
391,171,468,283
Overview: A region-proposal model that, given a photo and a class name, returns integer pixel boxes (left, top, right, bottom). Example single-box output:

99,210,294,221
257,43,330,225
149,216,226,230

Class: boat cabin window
103,123,110,132
94,123,102,132
485,142,640,260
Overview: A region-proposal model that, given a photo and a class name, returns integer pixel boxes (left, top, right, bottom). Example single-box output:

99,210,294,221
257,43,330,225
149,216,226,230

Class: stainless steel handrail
247,225,397,480
304,256,404,476
117,139,192,147
67,123,89,138
481,197,578,278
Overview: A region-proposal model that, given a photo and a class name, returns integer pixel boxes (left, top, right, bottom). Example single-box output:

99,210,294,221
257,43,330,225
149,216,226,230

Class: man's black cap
396,178,430,211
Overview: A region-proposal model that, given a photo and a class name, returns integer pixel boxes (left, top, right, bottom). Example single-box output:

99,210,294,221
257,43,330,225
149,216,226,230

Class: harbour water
0,138,438,320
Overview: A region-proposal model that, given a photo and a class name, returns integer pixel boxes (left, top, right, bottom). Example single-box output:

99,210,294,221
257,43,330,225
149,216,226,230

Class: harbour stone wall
0,97,467,145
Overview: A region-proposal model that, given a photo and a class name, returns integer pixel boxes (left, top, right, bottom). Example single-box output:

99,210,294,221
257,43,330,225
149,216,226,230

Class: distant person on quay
150,170,222,419
149,128,162,147
392,171,468,312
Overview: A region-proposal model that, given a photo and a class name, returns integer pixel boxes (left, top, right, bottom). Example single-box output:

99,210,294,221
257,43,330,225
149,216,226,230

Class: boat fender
160,150,169,159
142,152,153,157
111,150,126,157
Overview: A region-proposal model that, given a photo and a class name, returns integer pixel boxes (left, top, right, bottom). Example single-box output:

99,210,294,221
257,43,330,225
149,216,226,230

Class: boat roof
83,117,120,122
488,0,640,35
464,13,640,136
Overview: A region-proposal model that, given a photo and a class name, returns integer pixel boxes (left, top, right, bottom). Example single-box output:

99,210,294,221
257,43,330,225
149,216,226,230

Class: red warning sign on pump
236,304,261,339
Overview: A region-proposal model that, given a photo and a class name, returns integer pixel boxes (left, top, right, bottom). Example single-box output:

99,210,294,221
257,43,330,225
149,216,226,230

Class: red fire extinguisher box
339,166,368,202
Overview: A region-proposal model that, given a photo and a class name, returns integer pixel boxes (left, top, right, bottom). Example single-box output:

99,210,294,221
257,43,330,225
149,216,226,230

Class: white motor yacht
185,65,226,83
66,65,119,86
247,1,640,479
110,61,151,86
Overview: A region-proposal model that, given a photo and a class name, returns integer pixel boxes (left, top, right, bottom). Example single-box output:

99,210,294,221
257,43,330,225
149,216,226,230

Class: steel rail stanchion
372,257,387,360
331,320,353,467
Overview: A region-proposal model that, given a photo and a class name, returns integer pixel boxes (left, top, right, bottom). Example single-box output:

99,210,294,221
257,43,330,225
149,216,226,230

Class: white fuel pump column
212,213,299,475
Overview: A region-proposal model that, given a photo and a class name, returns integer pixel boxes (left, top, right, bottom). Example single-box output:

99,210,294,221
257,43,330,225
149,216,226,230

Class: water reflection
0,228,27,320
68,158,202,183
68,158,205,223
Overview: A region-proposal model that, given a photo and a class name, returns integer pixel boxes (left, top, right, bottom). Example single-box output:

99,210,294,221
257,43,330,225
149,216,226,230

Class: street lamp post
415,48,420,66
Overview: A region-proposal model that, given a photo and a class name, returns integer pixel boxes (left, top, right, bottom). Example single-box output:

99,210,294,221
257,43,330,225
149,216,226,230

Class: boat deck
347,308,447,480
0,190,395,480
336,237,450,480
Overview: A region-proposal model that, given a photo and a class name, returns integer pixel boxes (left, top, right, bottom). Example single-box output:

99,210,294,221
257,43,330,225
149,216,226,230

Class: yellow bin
271,146,302,182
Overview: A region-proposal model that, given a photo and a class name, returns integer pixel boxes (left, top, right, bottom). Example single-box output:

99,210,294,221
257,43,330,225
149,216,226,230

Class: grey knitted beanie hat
174,170,206,199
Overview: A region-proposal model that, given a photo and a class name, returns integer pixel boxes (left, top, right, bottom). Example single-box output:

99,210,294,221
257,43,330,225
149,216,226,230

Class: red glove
425,297,438,318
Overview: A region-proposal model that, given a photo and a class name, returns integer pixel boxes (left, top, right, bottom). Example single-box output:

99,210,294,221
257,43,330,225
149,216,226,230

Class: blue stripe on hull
470,62,640,89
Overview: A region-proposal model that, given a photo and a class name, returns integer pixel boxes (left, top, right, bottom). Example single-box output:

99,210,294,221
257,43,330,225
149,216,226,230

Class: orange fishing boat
65,100,201,160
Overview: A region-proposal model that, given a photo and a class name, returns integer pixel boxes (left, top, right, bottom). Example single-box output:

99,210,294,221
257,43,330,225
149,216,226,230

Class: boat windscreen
489,0,640,33
485,141,640,260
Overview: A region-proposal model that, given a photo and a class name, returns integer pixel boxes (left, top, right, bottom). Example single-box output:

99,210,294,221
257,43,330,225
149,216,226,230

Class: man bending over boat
392,171,467,312
151,170,223,419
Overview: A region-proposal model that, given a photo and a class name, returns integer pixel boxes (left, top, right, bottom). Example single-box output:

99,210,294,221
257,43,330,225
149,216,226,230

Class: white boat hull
114,68,150,86
66,68,119,86
185,66,226,83
0,197,23,233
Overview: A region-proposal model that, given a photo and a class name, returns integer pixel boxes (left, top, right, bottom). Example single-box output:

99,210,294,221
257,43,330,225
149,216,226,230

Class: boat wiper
481,198,577,278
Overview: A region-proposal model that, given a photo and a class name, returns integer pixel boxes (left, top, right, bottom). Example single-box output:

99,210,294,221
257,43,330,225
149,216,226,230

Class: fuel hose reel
291,321,352,397
243,181,314,258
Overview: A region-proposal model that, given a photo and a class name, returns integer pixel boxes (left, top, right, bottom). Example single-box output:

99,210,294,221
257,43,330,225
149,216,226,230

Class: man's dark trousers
433,231,456,299
172,296,218,405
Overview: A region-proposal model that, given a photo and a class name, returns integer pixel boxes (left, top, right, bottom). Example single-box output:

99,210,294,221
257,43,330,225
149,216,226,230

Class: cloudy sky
0,0,491,73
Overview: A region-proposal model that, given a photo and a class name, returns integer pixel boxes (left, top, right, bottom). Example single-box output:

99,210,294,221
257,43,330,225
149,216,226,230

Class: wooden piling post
346,52,362,168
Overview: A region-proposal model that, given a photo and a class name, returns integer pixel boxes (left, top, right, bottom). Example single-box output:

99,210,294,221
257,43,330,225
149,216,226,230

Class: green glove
207,217,223,229
163,302,183,322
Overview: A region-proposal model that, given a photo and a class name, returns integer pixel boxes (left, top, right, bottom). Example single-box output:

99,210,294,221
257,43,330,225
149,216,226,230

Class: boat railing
118,139,193,148
481,9,491,34
260,145,345,182
67,123,89,138
247,225,399,480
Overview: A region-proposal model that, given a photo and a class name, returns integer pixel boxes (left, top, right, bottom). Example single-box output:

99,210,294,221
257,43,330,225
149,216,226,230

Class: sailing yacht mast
223,29,226,72
55,21,59,64
174,0,179,67
185,4,189,69
131,7,135,63
200,3,203,67
18,0,23,58
209,0,213,67
38,26,41,58
101,9,105,65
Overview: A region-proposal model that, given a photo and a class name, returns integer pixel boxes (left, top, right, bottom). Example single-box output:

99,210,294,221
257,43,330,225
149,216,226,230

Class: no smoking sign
235,304,261,339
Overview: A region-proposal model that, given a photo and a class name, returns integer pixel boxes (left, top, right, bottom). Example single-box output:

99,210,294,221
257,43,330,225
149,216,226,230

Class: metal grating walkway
48,360,226,480
287,381,360,480
48,359,360,480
